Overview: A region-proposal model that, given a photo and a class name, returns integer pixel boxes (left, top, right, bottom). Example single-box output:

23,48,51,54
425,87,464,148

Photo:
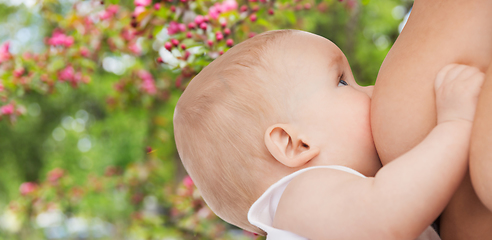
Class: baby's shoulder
272,167,371,239
284,167,365,196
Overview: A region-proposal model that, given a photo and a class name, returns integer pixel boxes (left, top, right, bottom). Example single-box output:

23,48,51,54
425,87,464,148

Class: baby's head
173,30,380,234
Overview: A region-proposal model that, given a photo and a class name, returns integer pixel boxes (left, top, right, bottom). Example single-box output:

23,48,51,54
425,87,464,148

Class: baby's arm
274,64,484,239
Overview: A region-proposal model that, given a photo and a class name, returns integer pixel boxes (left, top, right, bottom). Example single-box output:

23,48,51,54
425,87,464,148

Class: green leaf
79,58,96,69
47,58,65,72
256,18,271,28
284,10,296,25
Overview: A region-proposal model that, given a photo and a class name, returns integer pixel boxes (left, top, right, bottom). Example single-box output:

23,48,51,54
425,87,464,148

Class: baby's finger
456,66,482,82
435,64,457,90
435,64,465,90
444,64,469,81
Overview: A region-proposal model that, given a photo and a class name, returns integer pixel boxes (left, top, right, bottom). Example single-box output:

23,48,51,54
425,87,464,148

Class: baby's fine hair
174,29,300,234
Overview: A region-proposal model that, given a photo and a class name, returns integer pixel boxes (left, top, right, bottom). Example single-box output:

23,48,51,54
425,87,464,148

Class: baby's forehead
266,40,344,80
269,35,344,68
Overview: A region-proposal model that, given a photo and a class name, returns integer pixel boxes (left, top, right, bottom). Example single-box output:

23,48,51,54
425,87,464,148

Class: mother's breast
371,0,492,164
370,0,492,239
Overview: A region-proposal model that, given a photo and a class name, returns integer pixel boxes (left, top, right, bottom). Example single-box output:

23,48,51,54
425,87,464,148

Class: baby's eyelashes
338,79,348,86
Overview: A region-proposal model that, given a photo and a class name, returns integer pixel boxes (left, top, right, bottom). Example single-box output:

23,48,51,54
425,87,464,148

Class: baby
173,30,484,239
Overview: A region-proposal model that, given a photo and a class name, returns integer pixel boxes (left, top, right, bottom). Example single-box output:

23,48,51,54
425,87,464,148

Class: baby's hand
435,64,485,124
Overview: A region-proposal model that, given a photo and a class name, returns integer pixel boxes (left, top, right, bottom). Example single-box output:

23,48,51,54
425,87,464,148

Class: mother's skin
371,0,492,239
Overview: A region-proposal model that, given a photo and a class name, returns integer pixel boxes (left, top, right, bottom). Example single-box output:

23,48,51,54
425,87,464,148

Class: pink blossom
220,20,227,27
187,22,196,29
347,0,356,9
164,42,172,51
13,68,25,78
141,79,157,94
72,72,83,87
171,38,179,46
48,32,74,47
99,10,112,20
208,5,221,19
183,175,194,188
107,5,119,14
194,15,205,25
133,6,146,17
250,13,257,22
128,42,142,55
121,28,136,41
134,0,151,6
58,66,83,87
19,182,37,195
0,104,14,115
0,82,4,92
48,168,64,183
208,0,237,20
199,22,208,30
216,31,224,41
58,66,75,82
0,41,11,63
222,0,238,11
80,47,89,57
146,146,153,153
153,3,161,10
84,17,93,29
167,21,186,35
138,70,153,81
138,70,157,95
114,82,124,92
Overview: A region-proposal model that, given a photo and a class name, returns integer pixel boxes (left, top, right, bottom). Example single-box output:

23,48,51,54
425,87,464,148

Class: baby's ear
264,124,320,168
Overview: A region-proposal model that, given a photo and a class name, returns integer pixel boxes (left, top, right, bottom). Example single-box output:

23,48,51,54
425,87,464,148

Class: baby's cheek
349,97,374,145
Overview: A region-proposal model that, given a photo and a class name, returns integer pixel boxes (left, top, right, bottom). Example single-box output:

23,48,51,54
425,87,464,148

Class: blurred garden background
0,0,411,239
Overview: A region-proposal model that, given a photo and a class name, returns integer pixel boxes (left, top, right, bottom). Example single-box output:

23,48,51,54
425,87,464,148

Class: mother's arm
470,64,492,212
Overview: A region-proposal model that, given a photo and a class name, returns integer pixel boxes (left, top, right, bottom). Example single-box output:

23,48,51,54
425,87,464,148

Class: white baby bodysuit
247,165,441,240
